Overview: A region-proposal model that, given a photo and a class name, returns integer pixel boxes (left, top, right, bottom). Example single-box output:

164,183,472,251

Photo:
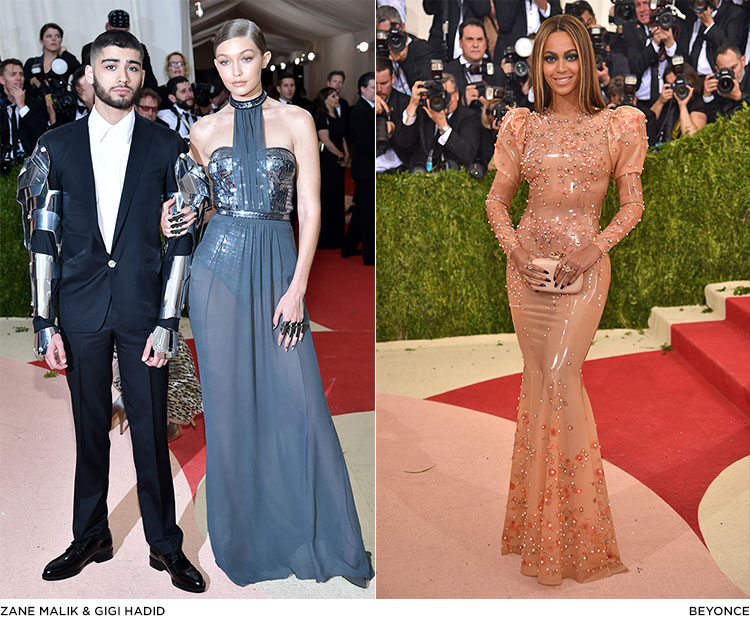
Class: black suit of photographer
381,88,417,166
621,21,680,108
491,0,562,67
677,1,746,71
423,0,491,59
394,35,436,88
23,51,81,94
411,102,481,170
0,93,48,160
705,62,750,121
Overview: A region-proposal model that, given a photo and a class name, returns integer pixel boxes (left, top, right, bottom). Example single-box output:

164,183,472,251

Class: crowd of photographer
375,0,750,177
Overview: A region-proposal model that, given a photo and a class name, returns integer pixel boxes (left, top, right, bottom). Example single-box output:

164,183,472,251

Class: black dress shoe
149,549,206,593
42,529,113,581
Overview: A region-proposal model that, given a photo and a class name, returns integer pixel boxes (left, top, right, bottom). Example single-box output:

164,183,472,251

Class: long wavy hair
530,14,605,114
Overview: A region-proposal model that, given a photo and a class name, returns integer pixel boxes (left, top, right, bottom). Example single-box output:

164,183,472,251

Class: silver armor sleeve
151,153,210,357
17,144,62,358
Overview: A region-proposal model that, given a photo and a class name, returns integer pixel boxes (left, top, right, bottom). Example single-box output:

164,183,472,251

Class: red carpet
428,297,750,541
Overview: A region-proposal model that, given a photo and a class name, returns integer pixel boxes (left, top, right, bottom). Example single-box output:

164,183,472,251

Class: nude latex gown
485,105,648,585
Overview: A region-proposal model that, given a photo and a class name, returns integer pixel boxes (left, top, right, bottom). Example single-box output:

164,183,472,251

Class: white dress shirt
88,106,135,254
156,105,195,141
688,4,720,76
526,0,551,36
635,30,677,102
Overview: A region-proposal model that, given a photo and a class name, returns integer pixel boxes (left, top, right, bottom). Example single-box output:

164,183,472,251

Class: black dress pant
343,176,375,265
61,303,183,555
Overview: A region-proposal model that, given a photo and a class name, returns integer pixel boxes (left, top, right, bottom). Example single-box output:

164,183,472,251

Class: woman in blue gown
162,19,373,587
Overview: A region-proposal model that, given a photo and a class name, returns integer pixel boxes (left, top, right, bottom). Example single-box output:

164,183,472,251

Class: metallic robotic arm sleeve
17,144,62,358
151,153,209,357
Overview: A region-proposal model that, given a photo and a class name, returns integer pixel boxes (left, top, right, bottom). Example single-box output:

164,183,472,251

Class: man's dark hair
375,58,393,75
327,70,345,82
0,58,23,76
358,71,375,93
71,65,86,86
715,43,743,59
459,18,487,40
607,75,625,100
138,87,162,105
166,76,190,97
278,73,296,85
39,23,63,41
377,5,402,25
89,30,144,64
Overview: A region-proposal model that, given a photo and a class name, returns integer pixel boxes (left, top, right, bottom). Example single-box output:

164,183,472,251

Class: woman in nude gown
485,14,648,585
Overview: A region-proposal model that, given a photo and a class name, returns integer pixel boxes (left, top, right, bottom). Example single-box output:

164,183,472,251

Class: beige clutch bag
530,258,583,294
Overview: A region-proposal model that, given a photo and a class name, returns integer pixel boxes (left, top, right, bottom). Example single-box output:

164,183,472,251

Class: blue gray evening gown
188,146,373,585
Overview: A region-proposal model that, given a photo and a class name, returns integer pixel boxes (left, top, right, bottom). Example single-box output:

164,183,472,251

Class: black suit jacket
81,41,159,90
384,88,417,164
35,113,186,334
397,35,436,86
492,0,562,66
677,1,746,71
411,103,481,168
23,50,81,94
621,22,673,104
423,0,491,59
1,95,48,157
349,97,375,181
705,63,750,121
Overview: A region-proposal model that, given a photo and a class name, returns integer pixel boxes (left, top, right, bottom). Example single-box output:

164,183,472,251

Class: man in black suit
377,5,434,93
327,70,351,132
621,0,680,110
492,0,562,67
0,58,48,164
445,18,505,102
702,43,750,120
677,0,746,77
375,59,416,174
343,72,375,265
19,29,204,593
422,0,490,60
406,72,481,171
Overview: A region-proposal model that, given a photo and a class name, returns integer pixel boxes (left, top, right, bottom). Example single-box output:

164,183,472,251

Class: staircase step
726,297,750,337
671,320,750,416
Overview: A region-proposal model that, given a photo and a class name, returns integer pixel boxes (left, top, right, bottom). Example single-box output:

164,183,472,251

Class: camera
376,111,392,156
422,60,450,112
466,61,496,109
650,0,685,31
714,67,735,95
502,38,533,82
32,58,76,124
690,0,715,13
668,55,690,100
588,27,611,71
623,74,638,106
376,26,407,59
610,0,637,27
193,82,215,108
565,1,587,18
485,86,514,124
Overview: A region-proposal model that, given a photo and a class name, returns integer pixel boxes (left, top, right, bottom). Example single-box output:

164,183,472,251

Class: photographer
23,23,80,94
677,0,746,76
445,19,505,103
491,0,562,67
405,72,481,171
606,75,659,142
156,77,199,143
0,59,48,172
71,66,94,120
422,0,491,60
702,43,750,120
377,5,434,93
622,0,682,109
376,59,416,174
650,59,707,143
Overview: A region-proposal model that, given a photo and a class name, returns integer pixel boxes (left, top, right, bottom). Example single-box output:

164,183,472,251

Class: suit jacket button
107,259,117,268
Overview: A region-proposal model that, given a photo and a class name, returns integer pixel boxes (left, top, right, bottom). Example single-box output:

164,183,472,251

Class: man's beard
174,97,193,110
92,74,140,110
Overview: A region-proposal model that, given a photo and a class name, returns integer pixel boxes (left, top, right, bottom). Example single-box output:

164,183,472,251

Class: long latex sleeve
592,173,644,255
486,175,521,257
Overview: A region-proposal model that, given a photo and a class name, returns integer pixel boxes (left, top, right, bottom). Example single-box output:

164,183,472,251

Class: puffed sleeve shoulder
607,106,648,179
492,107,530,202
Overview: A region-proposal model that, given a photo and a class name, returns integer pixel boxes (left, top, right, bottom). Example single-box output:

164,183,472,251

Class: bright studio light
194,1,203,18
269,64,276,72
356,41,369,53
294,57,300,65
307,52,316,61
280,62,286,70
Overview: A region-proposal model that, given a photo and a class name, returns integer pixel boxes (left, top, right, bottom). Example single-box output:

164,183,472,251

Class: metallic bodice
208,146,296,219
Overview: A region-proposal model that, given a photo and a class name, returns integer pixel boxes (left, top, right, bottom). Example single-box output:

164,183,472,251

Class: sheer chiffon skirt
500,255,627,585
189,214,373,585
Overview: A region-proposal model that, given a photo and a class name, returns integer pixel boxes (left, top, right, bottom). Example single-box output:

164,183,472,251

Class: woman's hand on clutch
273,288,305,352
555,244,603,288
160,197,196,238
509,247,550,289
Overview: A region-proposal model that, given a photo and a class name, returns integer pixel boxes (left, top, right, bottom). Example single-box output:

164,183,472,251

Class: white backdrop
1,0,194,84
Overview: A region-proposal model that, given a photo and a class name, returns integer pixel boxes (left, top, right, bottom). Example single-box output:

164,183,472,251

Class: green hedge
0,166,28,317
377,106,750,341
